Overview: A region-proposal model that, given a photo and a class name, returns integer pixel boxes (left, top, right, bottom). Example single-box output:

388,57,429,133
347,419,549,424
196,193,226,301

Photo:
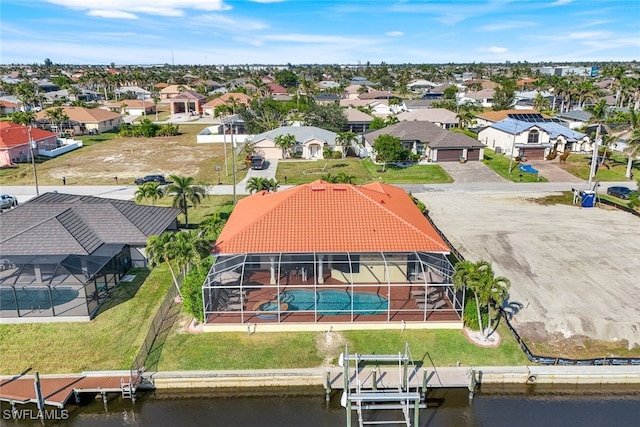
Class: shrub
463,295,488,331
182,256,214,323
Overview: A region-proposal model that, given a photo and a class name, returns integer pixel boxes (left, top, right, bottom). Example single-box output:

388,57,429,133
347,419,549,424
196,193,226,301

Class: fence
130,281,181,385
423,211,640,366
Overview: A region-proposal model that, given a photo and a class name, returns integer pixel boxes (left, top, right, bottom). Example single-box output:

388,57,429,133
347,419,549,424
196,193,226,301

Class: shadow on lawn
94,268,149,317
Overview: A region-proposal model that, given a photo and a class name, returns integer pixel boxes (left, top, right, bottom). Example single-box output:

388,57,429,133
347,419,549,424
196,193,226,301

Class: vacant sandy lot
415,191,640,349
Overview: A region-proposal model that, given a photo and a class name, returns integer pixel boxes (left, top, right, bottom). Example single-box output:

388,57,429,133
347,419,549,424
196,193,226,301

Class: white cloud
550,0,573,6
263,34,367,44
87,10,138,19
250,0,284,3
193,14,269,32
480,21,537,31
385,31,404,37
478,46,509,53
43,0,231,19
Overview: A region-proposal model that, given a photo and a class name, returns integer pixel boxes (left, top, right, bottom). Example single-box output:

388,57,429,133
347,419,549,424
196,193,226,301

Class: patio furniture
417,299,447,310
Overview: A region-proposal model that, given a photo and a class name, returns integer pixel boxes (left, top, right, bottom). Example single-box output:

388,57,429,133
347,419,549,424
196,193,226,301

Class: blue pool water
260,289,388,315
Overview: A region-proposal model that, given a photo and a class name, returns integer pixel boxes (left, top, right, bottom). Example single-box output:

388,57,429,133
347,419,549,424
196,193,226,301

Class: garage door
466,149,480,161
519,148,545,160
437,149,463,162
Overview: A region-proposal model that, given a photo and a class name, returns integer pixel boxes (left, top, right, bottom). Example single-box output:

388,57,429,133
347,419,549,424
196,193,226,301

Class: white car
0,194,18,210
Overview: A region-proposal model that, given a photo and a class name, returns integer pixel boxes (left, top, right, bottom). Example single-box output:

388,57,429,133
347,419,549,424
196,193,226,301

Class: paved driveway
437,161,506,183
415,191,640,348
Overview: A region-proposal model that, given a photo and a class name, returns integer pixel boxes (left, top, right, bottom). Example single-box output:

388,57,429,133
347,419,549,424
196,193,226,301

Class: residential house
159,84,193,100
102,99,156,116
0,192,180,322
167,90,206,116
0,122,57,166
363,121,485,162
203,93,252,117
555,110,592,130
475,109,548,127
457,88,495,108
401,100,436,111
201,180,461,332
250,126,338,160
358,90,402,102
0,100,18,116
477,117,591,159
35,106,123,134
406,79,438,93
115,86,150,99
313,93,341,104
343,108,373,134
397,108,459,130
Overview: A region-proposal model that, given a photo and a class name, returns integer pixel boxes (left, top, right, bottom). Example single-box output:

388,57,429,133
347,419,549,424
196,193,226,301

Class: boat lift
339,343,425,427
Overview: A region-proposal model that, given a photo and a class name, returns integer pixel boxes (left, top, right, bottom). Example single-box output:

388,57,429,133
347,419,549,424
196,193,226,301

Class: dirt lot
416,191,640,356
0,125,243,186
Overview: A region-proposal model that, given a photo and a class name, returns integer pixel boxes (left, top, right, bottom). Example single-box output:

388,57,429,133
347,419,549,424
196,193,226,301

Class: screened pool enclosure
202,251,464,331
0,245,132,320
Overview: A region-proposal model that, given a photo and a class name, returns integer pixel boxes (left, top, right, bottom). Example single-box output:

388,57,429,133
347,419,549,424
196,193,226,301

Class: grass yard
559,152,639,181
0,125,247,186
275,158,452,185
158,317,528,370
482,149,548,182
152,194,243,226
531,191,640,213
0,267,170,375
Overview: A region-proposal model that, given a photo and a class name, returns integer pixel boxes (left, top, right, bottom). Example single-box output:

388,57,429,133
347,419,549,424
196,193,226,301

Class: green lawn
482,149,548,182
560,152,639,181
158,319,528,370
275,158,452,185
0,268,171,374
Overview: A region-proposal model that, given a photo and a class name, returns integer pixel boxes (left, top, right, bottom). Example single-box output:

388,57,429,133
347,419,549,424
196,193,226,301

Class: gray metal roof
363,121,484,149
252,126,338,146
556,110,592,122
0,192,180,256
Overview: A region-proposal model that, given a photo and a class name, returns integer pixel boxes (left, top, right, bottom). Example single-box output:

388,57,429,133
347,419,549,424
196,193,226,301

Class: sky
1,0,639,65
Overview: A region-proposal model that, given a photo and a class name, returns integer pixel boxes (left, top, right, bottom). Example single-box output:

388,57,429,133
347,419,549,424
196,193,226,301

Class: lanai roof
214,180,450,254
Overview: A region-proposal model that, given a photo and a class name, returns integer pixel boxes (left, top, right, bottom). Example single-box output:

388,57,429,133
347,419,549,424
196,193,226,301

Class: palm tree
44,107,69,135
170,230,210,276
9,111,36,126
135,182,164,206
274,133,296,159
335,131,357,158
587,99,613,167
245,177,278,194
452,260,510,337
146,232,182,298
198,212,227,241
164,175,206,228
623,109,640,179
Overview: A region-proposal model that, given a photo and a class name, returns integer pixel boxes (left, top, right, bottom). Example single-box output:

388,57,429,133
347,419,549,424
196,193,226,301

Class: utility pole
508,122,518,177
231,123,237,205
29,127,40,196
587,124,601,190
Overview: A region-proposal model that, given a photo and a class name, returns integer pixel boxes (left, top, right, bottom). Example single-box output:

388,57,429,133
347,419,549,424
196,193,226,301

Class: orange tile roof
214,180,450,254
0,122,56,148
204,93,252,108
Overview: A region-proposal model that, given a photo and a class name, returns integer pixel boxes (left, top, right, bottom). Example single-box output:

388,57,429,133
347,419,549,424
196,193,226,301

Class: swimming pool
259,289,388,315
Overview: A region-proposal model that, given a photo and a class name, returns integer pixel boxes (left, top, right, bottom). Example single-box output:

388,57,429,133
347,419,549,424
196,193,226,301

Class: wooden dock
0,374,136,409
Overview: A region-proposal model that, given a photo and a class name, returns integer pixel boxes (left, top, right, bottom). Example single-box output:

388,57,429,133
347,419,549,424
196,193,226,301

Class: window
527,129,539,144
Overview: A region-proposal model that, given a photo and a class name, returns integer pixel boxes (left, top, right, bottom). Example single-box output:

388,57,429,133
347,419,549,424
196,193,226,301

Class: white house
250,126,338,160
478,118,591,160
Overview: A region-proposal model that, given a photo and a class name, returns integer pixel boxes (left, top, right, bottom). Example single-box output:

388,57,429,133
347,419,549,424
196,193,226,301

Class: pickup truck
0,194,18,210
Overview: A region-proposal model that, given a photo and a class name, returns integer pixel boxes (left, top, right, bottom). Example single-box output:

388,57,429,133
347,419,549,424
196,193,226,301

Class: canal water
2,384,640,426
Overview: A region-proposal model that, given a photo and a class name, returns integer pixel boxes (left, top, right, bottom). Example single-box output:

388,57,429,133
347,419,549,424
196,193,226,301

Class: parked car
0,194,18,210
250,155,265,170
606,186,635,200
134,174,168,186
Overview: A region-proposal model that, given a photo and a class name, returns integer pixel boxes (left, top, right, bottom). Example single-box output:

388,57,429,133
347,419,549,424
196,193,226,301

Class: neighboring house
250,126,338,159
363,121,485,162
477,117,591,159
358,90,402,102
115,86,150,98
475,109,547,127
401,100,436,111
201,180,461,332
101,99,156,116
202,93,252,116
0,122,57,166
35,106,124,134
0,192,180,322
343,108,373,134
159,84,193,100
397,108,459,130
0,99,18,115
313,93,341,104
406,79,438,93
167,90,206,115
555,110,593,130
458,88,495,108
267,82,288,96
